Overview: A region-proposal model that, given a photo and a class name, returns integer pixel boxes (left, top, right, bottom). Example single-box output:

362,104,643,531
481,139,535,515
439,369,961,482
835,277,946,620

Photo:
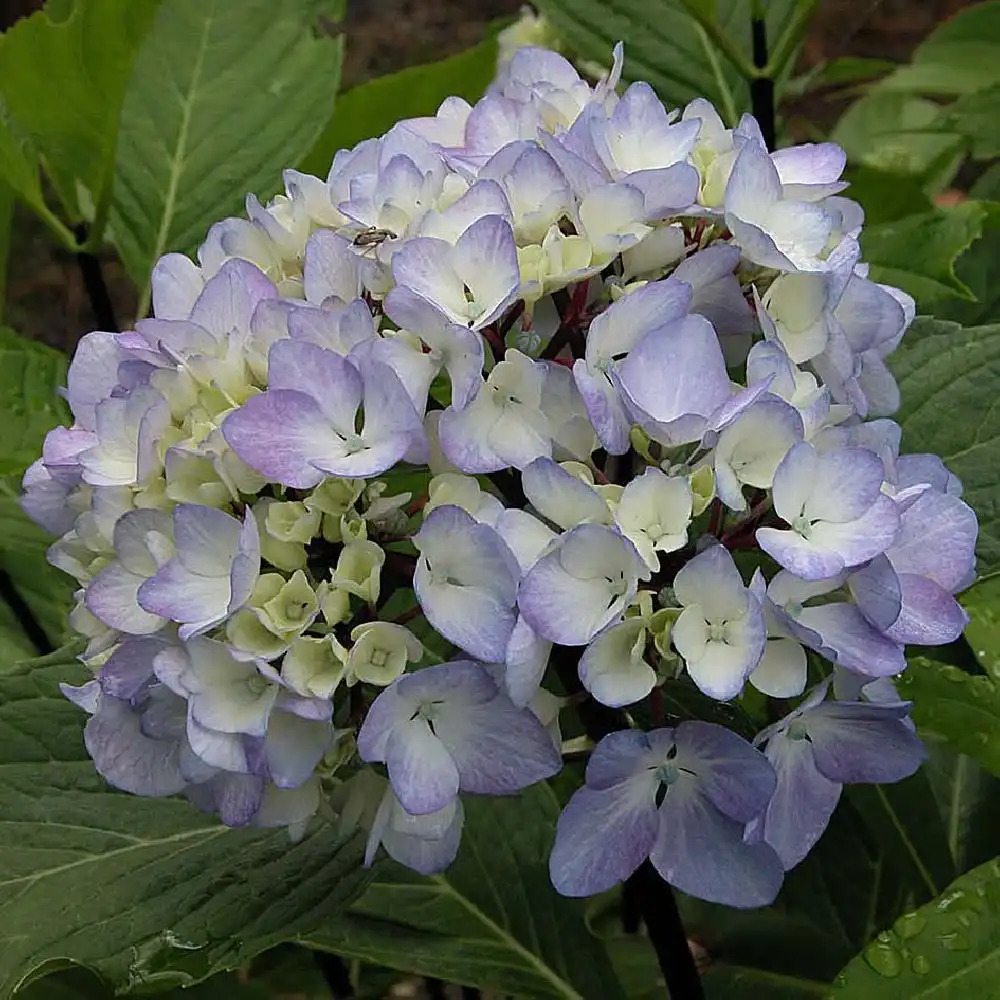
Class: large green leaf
935,84,1000,160
0,326,69,477
846,771,956,904
831,854,1000,997
298,27,502,178
861,202,995,307
0,660,370,999
110,0,343,312
888,317,1000,575
933,218,1000,328
0,479,76,660
961,576,1000,681
0,328,74,659
832,91,963,188
924,745,1000,875
304,783,627,1000
0,183,10,320
0,0,157,223
897,658,1000,779
880,1,1000,98
531,0,797,121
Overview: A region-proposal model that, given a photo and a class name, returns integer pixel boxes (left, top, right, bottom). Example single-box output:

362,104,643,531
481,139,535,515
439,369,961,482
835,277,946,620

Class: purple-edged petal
435,691,562,794
804,701,926,784
223,389,344,488
572,360,632,455
413,505,520,662
888,491,978,592
549,782,659,896
798,603,905,676
189,258,277,339
385,718,461,815
650,783,784,907
884,574,969,645
674,720,776,823
522,457,610,529
84,695,188,796
616,315,731,427
518,524,646,645
754,733,842,870
504,614,552,707
265,710,333,788
86,562,165,634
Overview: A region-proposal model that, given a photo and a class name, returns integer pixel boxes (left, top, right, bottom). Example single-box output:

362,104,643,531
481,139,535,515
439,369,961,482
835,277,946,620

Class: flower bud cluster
25,41,976,904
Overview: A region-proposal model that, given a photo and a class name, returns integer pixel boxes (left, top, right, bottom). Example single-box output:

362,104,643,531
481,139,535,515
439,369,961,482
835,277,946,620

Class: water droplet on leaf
864,939,903,977
911,954,931,975
894,912,926,939
938,931,971,951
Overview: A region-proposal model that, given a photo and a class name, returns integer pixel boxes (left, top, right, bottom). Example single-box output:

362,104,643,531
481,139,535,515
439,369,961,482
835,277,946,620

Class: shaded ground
2,0,975,352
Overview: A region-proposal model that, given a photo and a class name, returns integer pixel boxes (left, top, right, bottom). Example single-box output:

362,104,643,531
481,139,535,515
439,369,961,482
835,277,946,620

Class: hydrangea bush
22,40,978,914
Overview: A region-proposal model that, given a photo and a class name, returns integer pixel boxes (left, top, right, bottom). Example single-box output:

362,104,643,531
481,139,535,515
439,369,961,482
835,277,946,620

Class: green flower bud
332,539,385,605
347,622,423,687
307,477,365,518
282,635,346,700
260,569,319,636
315,581,352,626
165,449,232,508
265,499,321,544
252,499,307,572
227,608,289,659
689,465,716,516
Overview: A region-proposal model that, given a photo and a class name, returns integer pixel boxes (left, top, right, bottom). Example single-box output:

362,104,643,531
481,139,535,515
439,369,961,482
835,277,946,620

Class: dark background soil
0,0,974,354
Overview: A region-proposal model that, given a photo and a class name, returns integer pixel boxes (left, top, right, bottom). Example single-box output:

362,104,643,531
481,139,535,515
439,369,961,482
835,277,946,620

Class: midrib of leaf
874,784,940,898
427,875,585,1000
947,754,971,864
136,0,215,317
0,825,226,890
913,949,1000,998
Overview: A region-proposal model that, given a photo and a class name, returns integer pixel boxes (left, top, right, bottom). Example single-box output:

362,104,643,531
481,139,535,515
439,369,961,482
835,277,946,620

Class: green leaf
109,0,343,312
881,1,1000,97
786,56,896,98
897,658,1000,778
17,966,277,1000
831,855,1000,996
0,328,74,659
0,660,370,999
933,219,1000,327
0,0,158,225
531,0,797,122
861,202,995,306
961,576,1000,680
845,772,956,903
304,783,627,999
298,27,502,179
935,84,1000,160
888,316,1000,574
831,91,964,188
924,745,1000,875
841,167,933,226
0,326,69,477
0,183,9,322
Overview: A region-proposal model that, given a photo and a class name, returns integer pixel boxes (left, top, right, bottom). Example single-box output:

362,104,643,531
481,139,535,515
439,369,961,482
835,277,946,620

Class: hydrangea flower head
27,40,974,911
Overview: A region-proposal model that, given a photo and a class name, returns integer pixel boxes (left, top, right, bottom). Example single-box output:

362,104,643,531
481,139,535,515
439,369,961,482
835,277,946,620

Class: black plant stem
313,951,354,998
750,15,776,150
627,861,705,1000
0,569,52,655
549,646,702,999
73,223,119,332
424,978,447,1000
